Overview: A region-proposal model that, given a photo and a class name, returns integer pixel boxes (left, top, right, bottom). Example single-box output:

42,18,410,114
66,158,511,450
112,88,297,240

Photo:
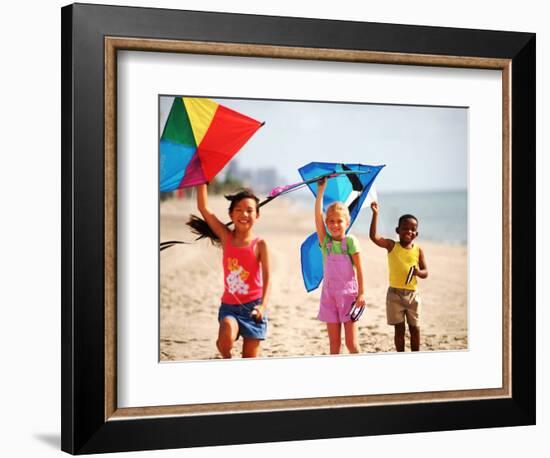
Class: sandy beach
160,195,468,361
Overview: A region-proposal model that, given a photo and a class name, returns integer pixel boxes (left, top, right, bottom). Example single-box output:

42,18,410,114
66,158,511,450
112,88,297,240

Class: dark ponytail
187,214,224,246
186,188,260,246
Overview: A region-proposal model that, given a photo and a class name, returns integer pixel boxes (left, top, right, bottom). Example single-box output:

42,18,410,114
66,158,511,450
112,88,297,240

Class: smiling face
229,197,259,232
396,217,419,245
326,207,350,240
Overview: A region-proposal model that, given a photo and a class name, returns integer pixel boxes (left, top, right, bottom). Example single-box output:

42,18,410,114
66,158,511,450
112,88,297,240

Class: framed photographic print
61,3,535,454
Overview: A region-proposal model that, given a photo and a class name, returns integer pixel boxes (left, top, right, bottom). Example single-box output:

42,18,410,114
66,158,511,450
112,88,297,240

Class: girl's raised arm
196,184,230,245
315,178,327,244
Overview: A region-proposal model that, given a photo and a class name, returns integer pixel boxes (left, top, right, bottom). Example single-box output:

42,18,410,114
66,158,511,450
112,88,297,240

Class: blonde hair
325,202,350,223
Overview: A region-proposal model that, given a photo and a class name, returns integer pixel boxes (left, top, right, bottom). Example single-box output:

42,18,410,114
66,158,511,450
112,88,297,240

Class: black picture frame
61,3,535,454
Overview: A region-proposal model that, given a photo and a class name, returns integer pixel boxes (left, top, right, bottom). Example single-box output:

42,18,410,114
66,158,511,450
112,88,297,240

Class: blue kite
298,162,385,292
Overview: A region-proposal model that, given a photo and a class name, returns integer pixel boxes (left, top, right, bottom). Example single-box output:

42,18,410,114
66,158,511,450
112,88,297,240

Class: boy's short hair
398,214,419,227
326,202,350,222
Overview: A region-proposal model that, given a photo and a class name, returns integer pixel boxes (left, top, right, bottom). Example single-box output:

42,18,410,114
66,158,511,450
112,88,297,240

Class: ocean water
290,189,467,245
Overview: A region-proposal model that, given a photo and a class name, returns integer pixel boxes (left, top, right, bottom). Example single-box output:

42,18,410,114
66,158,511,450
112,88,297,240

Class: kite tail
186,214,222,247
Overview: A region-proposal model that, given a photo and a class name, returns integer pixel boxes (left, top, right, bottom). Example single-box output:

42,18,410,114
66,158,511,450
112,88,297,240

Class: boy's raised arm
196,183,230,244
369,202,394,251
315,178,327,244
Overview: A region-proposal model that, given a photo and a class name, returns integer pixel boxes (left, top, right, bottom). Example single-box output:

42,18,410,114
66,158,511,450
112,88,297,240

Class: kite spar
160,168,367,250
160,164,383,252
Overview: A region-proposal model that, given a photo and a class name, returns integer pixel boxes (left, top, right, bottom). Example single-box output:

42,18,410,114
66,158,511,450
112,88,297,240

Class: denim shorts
218,298,268,340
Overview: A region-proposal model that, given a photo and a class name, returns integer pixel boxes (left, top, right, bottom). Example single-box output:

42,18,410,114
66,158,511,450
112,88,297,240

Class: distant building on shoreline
224,160,280,195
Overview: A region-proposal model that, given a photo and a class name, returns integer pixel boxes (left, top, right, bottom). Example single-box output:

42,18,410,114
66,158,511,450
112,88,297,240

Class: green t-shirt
320,234,360,258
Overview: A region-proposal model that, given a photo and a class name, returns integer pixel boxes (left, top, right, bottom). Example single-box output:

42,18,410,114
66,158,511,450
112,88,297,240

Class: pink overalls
318,237,358,323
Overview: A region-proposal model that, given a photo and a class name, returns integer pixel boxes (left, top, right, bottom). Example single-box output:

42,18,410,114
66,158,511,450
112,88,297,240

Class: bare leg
409,324,420,351
343,321,361,354
242,338,261,358
326,323,342,354
217,317,238,358
394,322,406,352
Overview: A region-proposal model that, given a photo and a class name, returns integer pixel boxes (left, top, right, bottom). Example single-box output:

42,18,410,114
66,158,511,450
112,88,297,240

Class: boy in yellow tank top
369,202,428,351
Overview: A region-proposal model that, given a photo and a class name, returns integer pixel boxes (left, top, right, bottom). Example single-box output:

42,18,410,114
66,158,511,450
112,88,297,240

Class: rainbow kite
160,97,264,192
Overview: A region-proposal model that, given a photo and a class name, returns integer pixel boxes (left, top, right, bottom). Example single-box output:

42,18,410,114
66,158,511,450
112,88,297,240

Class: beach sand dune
160,195,467,361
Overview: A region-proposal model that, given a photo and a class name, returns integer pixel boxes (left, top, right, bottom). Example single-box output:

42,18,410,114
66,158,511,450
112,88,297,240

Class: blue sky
160,96,467,193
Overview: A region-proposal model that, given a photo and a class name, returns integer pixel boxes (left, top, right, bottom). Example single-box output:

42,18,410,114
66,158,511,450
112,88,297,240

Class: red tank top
221,232,263,304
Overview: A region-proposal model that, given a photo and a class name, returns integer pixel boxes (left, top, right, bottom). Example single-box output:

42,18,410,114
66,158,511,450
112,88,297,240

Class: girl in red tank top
187,184,271,359
221,233,263,304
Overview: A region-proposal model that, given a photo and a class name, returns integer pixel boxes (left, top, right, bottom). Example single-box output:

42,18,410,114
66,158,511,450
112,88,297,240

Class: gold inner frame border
104,37,511,421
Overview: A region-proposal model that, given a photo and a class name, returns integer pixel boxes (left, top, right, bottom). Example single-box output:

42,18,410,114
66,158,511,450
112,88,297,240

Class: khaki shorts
386,287,421,326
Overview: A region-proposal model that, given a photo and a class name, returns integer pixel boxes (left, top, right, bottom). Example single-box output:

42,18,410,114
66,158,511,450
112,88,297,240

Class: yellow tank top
388,243,420,290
